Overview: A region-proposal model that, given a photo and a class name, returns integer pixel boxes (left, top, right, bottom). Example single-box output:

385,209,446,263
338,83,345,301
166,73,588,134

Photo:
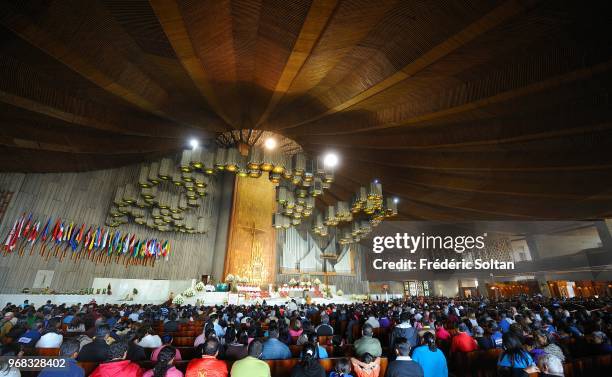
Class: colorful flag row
3,213,171,261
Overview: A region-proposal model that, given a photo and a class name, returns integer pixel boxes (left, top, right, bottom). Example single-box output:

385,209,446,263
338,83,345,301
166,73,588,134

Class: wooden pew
35,347,60,356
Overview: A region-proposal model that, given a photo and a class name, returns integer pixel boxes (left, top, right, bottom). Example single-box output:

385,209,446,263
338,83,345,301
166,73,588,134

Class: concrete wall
533,226,602,258
0,165,230,293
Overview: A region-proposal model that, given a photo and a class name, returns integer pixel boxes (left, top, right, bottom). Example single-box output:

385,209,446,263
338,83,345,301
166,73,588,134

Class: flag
3,218,19,252
88,227,98,250
56,222,65,244
101,228,109,250
40,218,51,242
69,225,79,251
139,240,147,258
83,227,92,250
121,233,130,253
110,231,120,254
95,228,103,249
128,234,136,254
28,220,40,243
133,239,141,257
107,230,116,254
161,240,170,257
18,213,30,239
116,233,125,254
64,222,73,242
76,224,85,243
100,229,106,250
51,219,61,243
22,215,34,241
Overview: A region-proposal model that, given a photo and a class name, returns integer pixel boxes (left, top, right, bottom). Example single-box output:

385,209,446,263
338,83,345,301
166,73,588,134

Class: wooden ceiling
1,0,611,220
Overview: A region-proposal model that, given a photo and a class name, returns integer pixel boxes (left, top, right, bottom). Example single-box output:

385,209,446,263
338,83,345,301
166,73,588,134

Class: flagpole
39,242,47,257
60,244,68,262
18,241,26,257
46,245,55,261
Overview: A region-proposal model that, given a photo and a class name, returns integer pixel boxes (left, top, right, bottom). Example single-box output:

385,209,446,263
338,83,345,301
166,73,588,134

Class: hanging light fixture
109,130,396,239
214,147,227,170
180,150,192,172
247,147,263,170
225,147,241,172
158,158,173,180
138,165,151,188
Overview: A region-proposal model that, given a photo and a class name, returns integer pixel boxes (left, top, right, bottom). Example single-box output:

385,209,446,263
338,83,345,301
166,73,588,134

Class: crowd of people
0,294,610,377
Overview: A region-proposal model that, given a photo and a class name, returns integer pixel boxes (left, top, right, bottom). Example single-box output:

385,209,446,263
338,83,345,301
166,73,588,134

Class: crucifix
238,221,268,284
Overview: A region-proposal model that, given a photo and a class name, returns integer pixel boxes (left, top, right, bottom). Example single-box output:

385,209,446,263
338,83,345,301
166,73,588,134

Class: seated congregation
0,296,610,377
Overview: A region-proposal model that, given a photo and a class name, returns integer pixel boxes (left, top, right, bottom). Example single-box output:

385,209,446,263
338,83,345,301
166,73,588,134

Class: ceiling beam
150,0,234,130
276,0,534,131
0,146,169,173
0,2,214,130
0,120,181,155
298,120,612,151
255,0,338,127
0,89,186,140
304,141,612,172
291,59,612,136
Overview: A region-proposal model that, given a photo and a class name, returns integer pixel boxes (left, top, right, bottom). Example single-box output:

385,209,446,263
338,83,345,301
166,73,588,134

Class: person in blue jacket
412,332,448,377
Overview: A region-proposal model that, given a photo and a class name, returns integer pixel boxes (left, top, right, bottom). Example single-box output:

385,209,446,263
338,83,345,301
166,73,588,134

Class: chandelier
107,130,397,241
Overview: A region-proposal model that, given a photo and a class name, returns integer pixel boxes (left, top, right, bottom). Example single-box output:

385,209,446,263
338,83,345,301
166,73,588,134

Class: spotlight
393,197,399,204
264,138,277,150
373,179,379,184
189,138,199,150
323,152,339,168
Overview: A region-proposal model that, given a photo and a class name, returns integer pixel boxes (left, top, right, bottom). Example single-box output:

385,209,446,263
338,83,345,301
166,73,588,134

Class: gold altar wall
223,174,276,286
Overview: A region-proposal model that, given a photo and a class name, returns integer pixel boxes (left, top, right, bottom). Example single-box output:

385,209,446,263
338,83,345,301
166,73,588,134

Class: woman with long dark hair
143,345,183,377
224,327,248,360
411,332,448,377
127,328,147,361
497,333,535,377
291,342,325,377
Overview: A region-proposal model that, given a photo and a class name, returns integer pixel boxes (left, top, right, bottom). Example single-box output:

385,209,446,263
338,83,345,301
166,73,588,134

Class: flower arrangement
225,274,235,283
324,286,332,298
313,278,321,285
336,289,344,296
288,278,297,286
183,288,195,297
195,281,205,292
239,276,249,284
173,294,184,305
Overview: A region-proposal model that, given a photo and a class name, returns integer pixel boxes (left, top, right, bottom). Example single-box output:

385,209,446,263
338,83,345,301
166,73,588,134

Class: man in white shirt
137,327,162,348
365,314,380,329
286,299,298,315
36,331,63,348
128,310,141,322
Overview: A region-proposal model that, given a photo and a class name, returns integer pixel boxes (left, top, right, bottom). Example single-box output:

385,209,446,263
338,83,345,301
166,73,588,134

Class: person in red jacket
450,323,478,354
185,337,228,377
90,341,143,377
